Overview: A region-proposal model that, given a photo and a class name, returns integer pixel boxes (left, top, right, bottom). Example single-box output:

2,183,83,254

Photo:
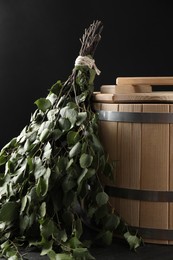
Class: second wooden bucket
93,77,173,244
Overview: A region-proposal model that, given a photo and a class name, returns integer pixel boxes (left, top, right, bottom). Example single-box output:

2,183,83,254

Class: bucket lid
93,77,173,103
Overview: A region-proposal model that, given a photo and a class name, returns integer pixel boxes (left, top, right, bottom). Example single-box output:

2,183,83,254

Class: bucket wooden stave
93,77,173,244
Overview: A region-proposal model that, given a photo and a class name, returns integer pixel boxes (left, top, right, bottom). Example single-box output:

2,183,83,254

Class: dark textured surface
2,240,173,260
1,225,173,259
1,237,173,259
90,241,173,260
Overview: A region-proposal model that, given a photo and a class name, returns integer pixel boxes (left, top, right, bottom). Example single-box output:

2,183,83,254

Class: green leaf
60,106,68,118
0,154,7,166
102,161,113,179
48,251,73,260
40,240,53,256
66,109,77,126
34,98,52,112
44,167,51,181
42,142,52,160
1,137,17,151
0,240,9,250
19,215,30,234
36,177,48,197
0,182,8,200
75,68,86,87
38,121,53,134
39,128,50,142
40,202,46,218
59,118,71,131
0,202,18,222
67,131,80,146
73,248,95,260
96,192,109,206
8,256,19,260
77,168,95,193
91,133,104,153
30,186,38,202
69,236,82,249
124,231,142,250
77,168,88,186
55,229,68,243
52,128,62,141
67,102,77,109
34,164,47,179
41,219,57,239
20,195,29,214
81,142,87,154
47,108,59,121
79,153,93,168
50,80,62,95
69,142,81,158
47,93,58,105
76,112,87,126
87,206,97,218
0,240,20,259
37,180,47,198
76,91,88,103
23,139,31,152
62,175,76,192
104,214,120,230
56,156,69,173
66,158,74,170
30,109,43,123
60,107,77,126
89,68,96,85
13,160,27,184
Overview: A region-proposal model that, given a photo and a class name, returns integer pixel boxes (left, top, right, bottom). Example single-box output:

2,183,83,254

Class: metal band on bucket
105,186,173,202
129,226,173,240
106,186,173,239
98,110,173,123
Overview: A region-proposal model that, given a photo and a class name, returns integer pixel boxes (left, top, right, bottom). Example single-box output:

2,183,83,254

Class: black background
0,0,173,148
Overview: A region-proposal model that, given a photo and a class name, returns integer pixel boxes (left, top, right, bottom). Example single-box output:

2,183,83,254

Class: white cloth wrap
75,55,101,75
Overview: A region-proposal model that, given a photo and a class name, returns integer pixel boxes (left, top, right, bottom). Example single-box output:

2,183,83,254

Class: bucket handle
116,77,173,86
115,77,173,93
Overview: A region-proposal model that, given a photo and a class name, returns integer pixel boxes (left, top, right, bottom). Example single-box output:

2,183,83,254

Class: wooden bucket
93,77,173,244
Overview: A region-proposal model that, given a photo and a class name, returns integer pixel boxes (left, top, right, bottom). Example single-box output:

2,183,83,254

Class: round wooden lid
93,91,173,103
113,92,173,103
97,78,173,103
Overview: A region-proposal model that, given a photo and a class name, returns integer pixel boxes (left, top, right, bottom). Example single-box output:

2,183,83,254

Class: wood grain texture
93,92,173,103
100,84,152,94
169,105,173,244
93,94,173,244
113,92,173,102
140,104,169,244
116,77,173,85
116,104,141,227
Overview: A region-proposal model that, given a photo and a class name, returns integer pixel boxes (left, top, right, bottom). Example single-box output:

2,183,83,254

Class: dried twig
65,20,103,86
79,20,103,57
